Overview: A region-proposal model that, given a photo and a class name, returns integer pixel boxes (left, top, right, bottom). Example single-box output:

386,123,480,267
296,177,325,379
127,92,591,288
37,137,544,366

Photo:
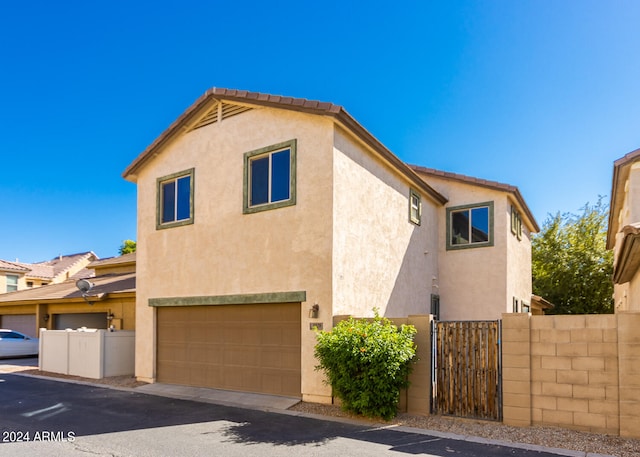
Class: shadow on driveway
0,374,560,456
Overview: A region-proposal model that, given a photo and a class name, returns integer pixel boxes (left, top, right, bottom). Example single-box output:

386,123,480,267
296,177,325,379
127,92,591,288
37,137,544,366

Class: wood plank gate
431,320,502,421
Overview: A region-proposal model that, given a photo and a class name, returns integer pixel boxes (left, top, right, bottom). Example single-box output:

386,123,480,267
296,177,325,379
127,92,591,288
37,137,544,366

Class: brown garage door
157,303,301,397
1,314,37,338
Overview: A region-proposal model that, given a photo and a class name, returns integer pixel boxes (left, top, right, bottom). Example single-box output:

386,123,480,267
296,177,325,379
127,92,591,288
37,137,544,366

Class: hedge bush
314,311,417,420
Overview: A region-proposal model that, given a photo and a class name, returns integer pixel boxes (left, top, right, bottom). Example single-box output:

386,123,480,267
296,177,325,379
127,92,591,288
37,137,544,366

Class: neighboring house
0,253,136,337
608,147,640,312
122,88,539,403
0,252,98,293
530,294,554,315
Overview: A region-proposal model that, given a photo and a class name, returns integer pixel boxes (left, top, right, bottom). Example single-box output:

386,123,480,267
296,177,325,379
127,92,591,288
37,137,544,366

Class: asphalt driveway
0,372,588,457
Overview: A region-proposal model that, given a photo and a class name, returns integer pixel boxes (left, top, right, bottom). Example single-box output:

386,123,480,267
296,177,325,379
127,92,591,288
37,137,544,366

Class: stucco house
0,251,98,293
0,253,135,337
608,147,640,312
411,166,539,320
122,88,538,402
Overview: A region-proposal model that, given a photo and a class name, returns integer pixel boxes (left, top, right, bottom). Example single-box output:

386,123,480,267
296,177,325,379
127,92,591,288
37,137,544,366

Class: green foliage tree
119,240,137,255
532,198,613,314
314,311,417,420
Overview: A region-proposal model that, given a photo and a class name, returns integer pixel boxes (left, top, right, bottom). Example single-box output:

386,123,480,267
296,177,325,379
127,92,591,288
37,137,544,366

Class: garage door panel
1,314,36,338
224,346,262,367
157,343,188,362
187,343,220,364
261,347,300,370
157,361,190,385
157,303,301,397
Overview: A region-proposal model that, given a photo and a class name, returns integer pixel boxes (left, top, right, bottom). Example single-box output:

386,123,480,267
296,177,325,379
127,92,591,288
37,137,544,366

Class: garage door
157,303,301,397
54,313,108,330
1,314,37,337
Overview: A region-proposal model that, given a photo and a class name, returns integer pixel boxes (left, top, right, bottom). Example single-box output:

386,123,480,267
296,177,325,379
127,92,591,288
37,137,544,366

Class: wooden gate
431,320,502,421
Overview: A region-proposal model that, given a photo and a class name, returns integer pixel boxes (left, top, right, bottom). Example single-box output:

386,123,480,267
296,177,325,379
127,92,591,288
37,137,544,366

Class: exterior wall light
309,303,319,319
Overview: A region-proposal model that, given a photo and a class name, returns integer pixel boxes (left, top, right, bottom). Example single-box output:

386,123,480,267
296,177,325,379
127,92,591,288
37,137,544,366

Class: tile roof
0,272,135,304
5,252,98,280
89,252,136,268
122,88,447,206
0,259,30,273
410,165,540,232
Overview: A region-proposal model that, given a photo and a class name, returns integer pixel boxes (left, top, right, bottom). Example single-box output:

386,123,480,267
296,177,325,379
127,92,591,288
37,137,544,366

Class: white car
0,329,39,358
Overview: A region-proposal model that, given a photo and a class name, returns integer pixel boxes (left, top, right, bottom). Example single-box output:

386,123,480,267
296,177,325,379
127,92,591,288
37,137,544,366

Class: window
446,201,494,250
511,205,523,240
157,168,194,229
6,274,18,292
26,281,33,288
244,139,296,214
409,189,421,225
430,294,440,320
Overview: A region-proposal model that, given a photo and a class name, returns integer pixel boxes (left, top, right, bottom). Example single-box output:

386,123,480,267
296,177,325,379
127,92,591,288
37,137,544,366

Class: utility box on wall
39,329,135,379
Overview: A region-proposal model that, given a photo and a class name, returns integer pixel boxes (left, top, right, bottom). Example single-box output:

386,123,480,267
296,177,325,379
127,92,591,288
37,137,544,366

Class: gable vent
191,102,219,130
190,101,253,131
221,102,252,120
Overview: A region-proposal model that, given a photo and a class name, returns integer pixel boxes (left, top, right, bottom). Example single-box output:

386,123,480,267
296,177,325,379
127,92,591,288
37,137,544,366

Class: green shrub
314,311,417,420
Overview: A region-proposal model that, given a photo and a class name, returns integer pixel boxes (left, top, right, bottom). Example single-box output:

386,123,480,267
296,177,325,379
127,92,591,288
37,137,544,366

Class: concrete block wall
503,313,640,439
618,313,640,438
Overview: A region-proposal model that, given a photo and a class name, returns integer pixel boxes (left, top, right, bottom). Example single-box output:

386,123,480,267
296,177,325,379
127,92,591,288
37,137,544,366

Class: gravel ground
289,402,640,457
5,364,639,457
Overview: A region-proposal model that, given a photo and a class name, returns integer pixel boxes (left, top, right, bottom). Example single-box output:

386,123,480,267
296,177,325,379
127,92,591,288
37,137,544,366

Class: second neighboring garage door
157,303,301,397
1,314,36,338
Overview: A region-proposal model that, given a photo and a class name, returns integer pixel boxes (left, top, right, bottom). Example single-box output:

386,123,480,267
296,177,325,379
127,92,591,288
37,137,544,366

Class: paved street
0,370,578,457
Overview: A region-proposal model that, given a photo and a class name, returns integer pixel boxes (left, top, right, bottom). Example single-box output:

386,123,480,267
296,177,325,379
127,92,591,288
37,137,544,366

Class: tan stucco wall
613,164,640,312
505,198,533,312
332,127,439,318
133,106,335,398
417,175,532,320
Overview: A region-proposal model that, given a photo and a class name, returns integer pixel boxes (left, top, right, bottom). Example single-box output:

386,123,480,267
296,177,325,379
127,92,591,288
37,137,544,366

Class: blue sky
1,1,639,262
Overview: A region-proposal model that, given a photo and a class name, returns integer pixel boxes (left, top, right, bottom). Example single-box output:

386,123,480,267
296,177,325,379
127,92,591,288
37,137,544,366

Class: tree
532,198,613,314
119,240,137,255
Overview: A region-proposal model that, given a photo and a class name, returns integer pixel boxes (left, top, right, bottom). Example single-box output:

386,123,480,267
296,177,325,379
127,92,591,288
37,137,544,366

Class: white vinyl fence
39,329,135,379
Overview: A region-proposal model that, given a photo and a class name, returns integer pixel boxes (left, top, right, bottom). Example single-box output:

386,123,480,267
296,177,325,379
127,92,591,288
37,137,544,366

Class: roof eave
411,165,539,232
613,223,640,284
121,89,448,205
331,111,447,205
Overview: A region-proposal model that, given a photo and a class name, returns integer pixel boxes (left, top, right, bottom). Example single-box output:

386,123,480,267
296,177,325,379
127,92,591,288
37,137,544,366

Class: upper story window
511,205,523,240
446,201,494,250
409,189,421,225
157,168,195,229
6,274,18,292
243,139,297,214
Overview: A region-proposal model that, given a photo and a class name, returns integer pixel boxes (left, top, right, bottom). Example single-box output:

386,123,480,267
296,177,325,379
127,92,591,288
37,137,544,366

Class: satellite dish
76,279,95,294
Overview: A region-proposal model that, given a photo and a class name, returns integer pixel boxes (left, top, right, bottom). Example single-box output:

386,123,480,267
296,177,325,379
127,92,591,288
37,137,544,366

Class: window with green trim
243,139,296,214
409,189,421,225
157,168,194,229
511,205,523,240
446,201,494,250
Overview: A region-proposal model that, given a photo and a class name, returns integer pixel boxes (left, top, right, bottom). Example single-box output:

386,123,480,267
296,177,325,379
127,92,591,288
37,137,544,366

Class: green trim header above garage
149,291,307,307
